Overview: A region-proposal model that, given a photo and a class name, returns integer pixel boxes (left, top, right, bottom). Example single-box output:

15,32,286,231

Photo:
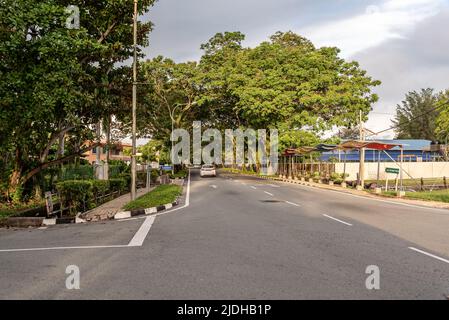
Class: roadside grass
403,189,449,203
370,189,449,203
123,184,182,211
365,178,446,187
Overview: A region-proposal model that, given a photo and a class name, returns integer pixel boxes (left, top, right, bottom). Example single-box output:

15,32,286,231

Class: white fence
335,162,449,180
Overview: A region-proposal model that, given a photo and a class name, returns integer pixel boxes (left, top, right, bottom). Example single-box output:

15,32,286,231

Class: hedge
56,180,94,216
109,178,127,192
56,178,127,216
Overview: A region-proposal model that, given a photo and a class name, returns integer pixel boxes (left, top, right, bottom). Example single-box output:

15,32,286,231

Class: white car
200,165,216,177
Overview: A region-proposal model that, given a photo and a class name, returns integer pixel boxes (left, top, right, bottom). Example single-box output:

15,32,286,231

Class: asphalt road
1,169,449,299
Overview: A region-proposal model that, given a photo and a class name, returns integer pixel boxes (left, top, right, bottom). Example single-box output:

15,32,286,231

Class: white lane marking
409,247,449,264
210,185,217,189
285,201,301,207
0,245,129,253
268,184,280,188
250,186,257,190
323,214,353,226
0,170,193,253
264,191,274,196
128,215,156,247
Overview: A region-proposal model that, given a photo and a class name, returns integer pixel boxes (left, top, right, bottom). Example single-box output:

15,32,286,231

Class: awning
339,140,402,151
315,144,338,152
282,146,317,156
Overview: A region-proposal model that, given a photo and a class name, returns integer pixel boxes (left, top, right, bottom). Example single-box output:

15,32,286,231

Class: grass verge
402,189,449,203
123,184,182,211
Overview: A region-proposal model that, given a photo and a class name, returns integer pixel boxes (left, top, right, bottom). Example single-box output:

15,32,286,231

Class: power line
366,99,449,138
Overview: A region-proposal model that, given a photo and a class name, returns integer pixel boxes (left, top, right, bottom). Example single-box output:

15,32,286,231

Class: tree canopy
0,0,156,200
140,31,380,150
392,88,448,141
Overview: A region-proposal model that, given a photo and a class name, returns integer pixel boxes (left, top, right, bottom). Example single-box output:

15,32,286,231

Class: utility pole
131,0,138,200
358,110,366,189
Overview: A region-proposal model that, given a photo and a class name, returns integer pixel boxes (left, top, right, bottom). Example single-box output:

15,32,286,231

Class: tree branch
22,142,100,185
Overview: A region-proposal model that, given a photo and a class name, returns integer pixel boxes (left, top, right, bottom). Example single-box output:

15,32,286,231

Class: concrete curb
42,215,87,226
4,214,86,228
114,200,179,220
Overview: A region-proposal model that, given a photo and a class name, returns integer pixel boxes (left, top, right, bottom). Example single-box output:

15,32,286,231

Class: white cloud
300,0,447,57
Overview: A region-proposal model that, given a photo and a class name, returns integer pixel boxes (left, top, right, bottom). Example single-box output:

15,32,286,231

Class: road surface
1,169,449,299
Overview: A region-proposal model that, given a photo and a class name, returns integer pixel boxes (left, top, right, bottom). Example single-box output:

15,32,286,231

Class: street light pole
131,0,138,200
170,105,180,175
358,110,366,189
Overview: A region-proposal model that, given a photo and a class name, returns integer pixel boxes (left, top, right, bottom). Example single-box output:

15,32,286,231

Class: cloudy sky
142,0,449,139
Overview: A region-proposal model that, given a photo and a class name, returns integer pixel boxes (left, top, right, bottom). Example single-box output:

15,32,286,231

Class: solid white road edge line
408,247,449,264
0,170,192,253
323,214,353,226
0,245,129,253
250,186,257,190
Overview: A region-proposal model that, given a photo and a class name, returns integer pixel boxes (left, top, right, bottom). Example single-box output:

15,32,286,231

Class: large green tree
0,0,155,200
392,88,443,141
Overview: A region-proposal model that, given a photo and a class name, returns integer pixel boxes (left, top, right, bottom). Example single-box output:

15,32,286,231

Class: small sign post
385,167,400,191
45,192,53,217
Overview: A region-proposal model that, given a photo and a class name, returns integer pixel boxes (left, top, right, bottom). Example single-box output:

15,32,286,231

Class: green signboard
385,167,400,174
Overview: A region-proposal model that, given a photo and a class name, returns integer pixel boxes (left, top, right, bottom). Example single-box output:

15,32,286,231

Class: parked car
200,164,216,177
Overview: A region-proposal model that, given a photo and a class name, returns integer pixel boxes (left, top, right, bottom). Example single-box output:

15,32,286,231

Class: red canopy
339,140,402,151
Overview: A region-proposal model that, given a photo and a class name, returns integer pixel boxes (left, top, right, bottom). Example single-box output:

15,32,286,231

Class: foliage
330,172,348,183
434,91,449,142
150,169,160,183
90,180,110,199
59,165,94,181
392,88,443,141
0,0,156,201
56,180,93,215
169,169,187,179
139,31,380,155
123,184,182,211
109,178,127,192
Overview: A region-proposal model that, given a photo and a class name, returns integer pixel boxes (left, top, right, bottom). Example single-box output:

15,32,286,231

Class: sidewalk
81,188,152,222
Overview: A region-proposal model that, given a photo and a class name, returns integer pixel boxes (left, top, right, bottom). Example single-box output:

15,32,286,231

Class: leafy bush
59,165,94,181
56,180,93,216
118,173,131,188
169,169,187,179
91,180,110,200
109,178,126,192
151,169,160,183
330,173,349,183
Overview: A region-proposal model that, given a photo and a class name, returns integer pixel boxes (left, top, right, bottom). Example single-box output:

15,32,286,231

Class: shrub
109,178,126,192
169,169,187,179
91,180,110,201
151,169,160,183
60,165,94,181
118,173,131,188
56,180,93,216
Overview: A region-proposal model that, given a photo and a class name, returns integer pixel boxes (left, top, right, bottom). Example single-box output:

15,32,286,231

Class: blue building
320,139,441,162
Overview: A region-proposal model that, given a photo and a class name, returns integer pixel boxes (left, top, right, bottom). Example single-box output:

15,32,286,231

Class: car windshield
202,165,214,169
